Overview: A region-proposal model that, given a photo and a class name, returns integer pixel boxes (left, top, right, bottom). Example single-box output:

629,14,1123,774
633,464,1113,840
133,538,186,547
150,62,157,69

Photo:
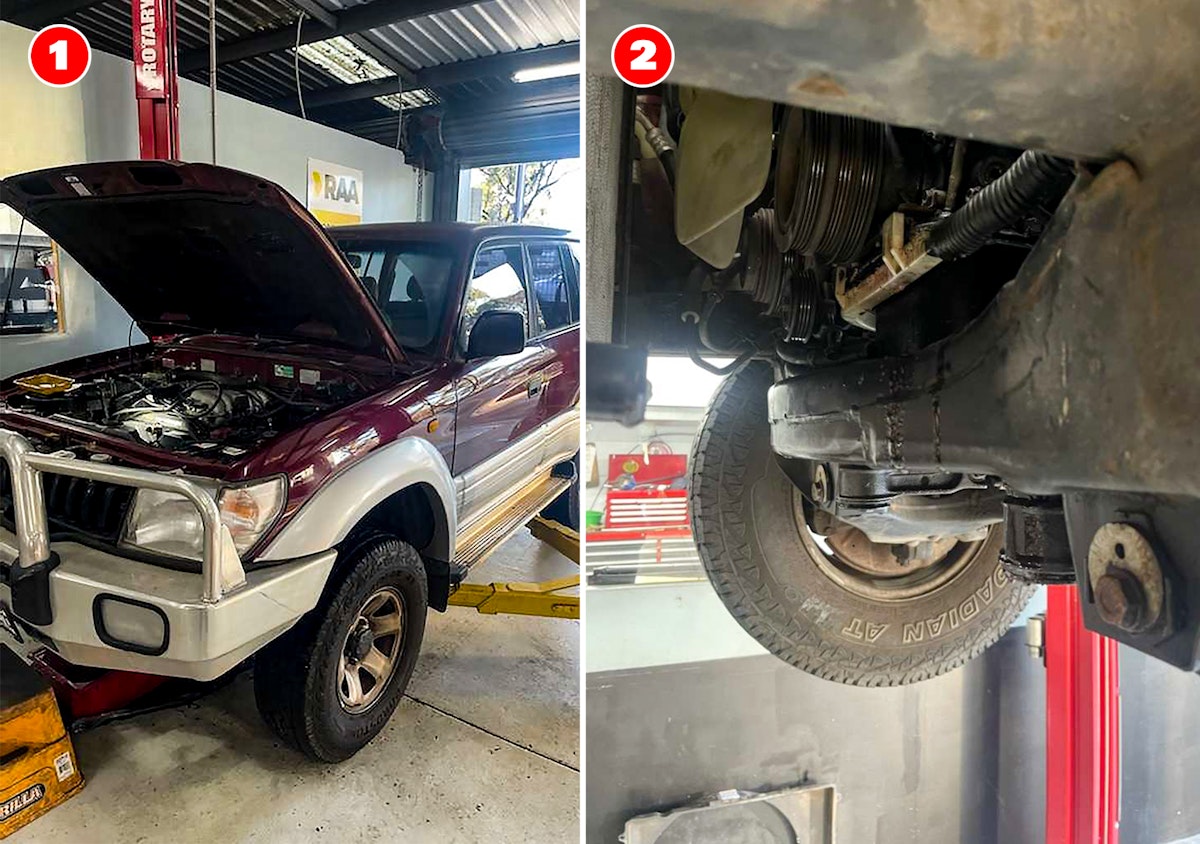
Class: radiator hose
926,150,1075,259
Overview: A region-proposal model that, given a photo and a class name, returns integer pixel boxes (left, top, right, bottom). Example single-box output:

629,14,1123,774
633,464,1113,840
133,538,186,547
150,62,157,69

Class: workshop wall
0,24,87,179
587,635,1048,844
0,20,428,378
0,23,138,376
587,636,1200,844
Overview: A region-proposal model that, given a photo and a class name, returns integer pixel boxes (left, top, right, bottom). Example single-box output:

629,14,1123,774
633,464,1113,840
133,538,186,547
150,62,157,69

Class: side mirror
466,310,525,359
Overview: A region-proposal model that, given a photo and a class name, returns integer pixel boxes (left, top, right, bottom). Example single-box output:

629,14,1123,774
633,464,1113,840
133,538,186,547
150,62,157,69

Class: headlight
121,487,211,560
121,477,286,560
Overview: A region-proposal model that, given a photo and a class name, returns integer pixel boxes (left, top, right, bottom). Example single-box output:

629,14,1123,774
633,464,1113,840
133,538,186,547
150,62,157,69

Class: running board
453,474,571,571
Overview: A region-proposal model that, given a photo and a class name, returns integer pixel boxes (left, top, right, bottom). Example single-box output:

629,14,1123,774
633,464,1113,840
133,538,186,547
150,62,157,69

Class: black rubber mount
1000,496,1075,585
9,551,60,626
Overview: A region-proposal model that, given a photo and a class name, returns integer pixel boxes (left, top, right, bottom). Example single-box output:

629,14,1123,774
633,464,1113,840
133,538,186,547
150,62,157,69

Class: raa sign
307,159,363,225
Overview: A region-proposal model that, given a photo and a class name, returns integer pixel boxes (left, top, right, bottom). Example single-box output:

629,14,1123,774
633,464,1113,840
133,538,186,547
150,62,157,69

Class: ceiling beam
337,106,440,134
345,31,416,81
422,42,578,89
178,0,473,74
2,0,101,28
290,77,421,112
272,42,579,113
286,0,338,29
335,78,577,133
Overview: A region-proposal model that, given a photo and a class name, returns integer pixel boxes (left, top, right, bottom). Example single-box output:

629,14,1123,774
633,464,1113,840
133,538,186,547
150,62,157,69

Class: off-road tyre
689,361,1036,686
254,534,428,761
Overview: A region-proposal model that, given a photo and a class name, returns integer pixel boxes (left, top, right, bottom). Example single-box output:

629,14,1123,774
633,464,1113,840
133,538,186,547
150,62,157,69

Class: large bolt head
1094,570,1147,631
1087,523,1164,633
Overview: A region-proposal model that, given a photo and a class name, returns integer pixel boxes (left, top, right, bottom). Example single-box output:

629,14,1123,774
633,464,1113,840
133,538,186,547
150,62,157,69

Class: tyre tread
253,536,427,761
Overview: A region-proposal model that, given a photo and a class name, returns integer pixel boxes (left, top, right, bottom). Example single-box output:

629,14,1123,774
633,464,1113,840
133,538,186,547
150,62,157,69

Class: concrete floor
13,532,579,843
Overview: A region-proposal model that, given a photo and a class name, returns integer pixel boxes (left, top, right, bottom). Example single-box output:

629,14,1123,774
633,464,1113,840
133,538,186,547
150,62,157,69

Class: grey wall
586,636,1200,844
1,20,427,379
587,581,767,672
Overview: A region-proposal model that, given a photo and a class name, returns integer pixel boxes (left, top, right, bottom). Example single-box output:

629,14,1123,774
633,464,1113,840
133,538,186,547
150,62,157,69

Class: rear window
526,243,577,333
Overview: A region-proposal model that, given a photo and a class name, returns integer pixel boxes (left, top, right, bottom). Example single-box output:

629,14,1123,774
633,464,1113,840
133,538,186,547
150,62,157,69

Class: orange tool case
0,647,84,839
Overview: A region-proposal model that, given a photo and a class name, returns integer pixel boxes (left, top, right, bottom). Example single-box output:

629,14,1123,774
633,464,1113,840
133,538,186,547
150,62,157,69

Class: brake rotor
824,525,957,578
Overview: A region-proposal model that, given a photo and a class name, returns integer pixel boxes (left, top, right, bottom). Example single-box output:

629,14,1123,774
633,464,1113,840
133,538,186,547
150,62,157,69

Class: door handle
528,375,544,398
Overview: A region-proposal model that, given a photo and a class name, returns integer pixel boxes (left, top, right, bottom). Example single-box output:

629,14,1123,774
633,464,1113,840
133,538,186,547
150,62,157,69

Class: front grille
0,459,135,540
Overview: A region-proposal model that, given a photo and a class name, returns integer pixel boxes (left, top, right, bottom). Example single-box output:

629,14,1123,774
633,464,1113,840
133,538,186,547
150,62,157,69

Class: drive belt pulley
736,209,821,343
773,107,887,263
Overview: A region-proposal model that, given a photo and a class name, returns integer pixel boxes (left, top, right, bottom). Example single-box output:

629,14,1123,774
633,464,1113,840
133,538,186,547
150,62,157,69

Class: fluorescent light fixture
512,61,580,83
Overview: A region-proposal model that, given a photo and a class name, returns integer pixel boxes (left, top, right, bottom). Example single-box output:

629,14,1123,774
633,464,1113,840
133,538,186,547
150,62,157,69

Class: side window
526,243,575,334
460,245,528,352
343,248,386,303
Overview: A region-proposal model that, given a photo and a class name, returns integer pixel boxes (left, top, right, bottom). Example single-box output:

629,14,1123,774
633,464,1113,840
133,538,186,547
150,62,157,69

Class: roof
328,221,574,245
2,0,579,158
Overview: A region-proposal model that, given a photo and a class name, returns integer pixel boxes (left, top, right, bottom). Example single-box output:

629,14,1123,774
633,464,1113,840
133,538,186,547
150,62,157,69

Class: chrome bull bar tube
0,428,234,604
0,428,50,566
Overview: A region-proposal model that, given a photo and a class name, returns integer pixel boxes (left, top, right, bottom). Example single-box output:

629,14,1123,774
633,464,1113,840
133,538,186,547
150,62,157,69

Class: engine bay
4,360,364,461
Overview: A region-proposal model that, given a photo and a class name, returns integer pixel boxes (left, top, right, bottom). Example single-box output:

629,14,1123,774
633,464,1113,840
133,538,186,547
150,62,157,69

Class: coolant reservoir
13,373,75,396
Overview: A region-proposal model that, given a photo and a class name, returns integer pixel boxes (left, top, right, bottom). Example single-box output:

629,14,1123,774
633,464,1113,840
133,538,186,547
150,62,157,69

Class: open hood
1,161,403,362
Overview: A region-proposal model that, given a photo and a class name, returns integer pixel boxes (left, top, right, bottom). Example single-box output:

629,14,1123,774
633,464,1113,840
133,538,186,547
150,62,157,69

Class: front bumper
0,530,335,680
0,427,334,680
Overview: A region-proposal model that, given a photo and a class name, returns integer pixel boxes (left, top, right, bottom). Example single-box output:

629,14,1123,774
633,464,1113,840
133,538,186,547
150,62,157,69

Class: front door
452,242,551,523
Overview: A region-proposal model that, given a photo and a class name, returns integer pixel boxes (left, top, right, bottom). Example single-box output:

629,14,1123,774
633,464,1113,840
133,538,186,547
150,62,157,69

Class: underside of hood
1,161,402,362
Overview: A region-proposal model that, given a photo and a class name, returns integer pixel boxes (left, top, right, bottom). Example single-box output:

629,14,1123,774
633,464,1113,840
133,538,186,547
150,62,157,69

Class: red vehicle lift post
1045,584,1122,843
132,0,180,160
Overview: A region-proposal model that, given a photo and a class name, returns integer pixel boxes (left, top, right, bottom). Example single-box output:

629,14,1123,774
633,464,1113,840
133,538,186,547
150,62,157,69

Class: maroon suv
0,161,579,761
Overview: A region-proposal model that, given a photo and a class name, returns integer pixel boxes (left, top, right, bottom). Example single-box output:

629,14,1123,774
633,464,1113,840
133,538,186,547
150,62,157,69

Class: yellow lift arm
448,517,580,619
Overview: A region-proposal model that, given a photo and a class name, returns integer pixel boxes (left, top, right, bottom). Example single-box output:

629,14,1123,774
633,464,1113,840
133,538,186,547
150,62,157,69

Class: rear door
451,242,552,519
524,240,580,449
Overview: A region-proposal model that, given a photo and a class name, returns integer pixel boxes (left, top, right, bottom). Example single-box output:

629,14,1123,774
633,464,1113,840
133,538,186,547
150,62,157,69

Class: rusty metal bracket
836,213,942,330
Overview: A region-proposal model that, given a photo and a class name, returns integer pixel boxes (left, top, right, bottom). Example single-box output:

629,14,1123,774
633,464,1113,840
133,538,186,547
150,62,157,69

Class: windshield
334,239,457,354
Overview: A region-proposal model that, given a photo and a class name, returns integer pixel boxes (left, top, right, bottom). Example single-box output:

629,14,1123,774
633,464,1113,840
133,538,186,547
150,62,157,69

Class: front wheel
689,362,1035,686
254,534,428,761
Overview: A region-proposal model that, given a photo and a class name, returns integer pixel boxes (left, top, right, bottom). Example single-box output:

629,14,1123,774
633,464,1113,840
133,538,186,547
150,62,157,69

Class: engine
6,366,358,460
626,90,1076,369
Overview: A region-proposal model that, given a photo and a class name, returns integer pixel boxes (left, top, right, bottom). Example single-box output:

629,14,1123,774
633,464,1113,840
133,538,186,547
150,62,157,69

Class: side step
453,474,571,571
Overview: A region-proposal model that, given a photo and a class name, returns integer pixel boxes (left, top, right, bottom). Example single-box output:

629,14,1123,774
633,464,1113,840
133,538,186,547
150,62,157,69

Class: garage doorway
458,158,583,235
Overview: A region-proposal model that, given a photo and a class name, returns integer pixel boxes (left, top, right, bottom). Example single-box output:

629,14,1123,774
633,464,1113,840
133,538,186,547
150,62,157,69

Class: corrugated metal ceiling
2,0,578,148
318,0,577,68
